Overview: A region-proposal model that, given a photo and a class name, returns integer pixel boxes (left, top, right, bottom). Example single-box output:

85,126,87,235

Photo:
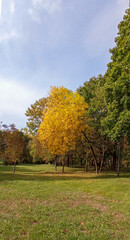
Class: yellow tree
38,86,89,173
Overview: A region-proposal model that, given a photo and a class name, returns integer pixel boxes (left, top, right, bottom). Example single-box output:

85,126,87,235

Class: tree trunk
13,162,16,173
85,159,88,172
83,132,98,174
89,145,98,174
92,159,94,166
69,153,73,168
67,153,70,167
111,150,117,170
90,146,98,174
70,158,73,168
62,158,64,173
55,161,57,171
117,143,120,177
80,158,83,166
117,158,120,177
99,156,104,172
99,151,105,172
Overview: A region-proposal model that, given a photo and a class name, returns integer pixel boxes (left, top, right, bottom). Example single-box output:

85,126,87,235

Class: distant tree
1,129,27,173
29,136,52,163
0,123,18,163
25,98,47,135
0,122,17,132
38,86,89,173
0,130,5,161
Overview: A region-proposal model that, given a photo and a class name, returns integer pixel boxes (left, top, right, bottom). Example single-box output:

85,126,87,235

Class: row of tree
0,9,129,175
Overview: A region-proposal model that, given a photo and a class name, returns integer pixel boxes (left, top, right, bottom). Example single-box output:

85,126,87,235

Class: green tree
102,9,130,176
25,98,47,135
78,75,111,173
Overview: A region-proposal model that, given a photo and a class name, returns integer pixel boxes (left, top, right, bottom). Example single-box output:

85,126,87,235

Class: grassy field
0,164,129,240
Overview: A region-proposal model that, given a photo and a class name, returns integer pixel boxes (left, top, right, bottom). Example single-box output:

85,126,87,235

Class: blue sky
0,0,128,129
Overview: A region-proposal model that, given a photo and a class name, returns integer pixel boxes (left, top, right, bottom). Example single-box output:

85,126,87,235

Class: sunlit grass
0,164,130,240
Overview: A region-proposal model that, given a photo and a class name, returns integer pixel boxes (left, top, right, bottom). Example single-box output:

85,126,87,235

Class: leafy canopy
38,86,89,155
102,9,130,141
25,98,47,135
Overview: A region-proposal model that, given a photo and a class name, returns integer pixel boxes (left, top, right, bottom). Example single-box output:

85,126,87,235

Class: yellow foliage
38,86,89,155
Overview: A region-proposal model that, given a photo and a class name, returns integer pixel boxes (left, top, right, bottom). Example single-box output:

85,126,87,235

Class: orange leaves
38,86,89,156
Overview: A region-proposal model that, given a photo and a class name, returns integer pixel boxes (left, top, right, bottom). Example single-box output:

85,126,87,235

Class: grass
0,164,130,240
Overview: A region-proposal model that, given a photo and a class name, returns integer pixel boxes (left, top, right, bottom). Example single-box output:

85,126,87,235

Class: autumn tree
0,130,5,161
0,123,17,164
0,124,28,172
38,86,89,173
29,136,52,163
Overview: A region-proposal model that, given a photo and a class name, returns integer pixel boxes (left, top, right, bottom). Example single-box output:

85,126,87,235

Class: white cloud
0,78,46,127
10,1,15,15
0,29,20,42
0,80,29,116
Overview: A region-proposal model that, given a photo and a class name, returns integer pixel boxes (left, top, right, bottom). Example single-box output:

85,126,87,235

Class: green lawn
0,164,129,240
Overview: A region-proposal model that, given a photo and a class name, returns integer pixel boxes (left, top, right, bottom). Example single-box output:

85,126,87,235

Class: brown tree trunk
62,158,64,173
70,158,73,168
13,162,16,173
99,157,103,172
117,143,120,177
99,151,105,172
92,159,94,166
55,161,57,171
111,150,117,170
89,145,98,174
85,159,88,172
83,132,98,174
67,153,70,167
80,158,83,166
69,152,73,168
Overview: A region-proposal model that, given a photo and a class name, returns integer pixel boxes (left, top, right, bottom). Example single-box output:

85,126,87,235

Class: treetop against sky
0,0,128,128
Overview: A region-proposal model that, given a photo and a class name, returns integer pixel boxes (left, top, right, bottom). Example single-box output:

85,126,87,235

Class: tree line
0,9,129,176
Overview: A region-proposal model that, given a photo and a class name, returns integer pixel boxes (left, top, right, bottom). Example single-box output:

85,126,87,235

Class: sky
0,0,129,129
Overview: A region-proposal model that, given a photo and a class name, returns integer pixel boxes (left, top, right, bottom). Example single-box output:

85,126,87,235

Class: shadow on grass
0,169,130,182
0,164,83,173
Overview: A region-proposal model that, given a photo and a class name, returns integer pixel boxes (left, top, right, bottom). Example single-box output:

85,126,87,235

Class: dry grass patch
57,192,107,212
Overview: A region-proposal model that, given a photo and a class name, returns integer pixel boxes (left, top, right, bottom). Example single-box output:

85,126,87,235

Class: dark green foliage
78,75,106,132
77,10,129,175
102,9,130,142
77,75,112,173
78,76,98,104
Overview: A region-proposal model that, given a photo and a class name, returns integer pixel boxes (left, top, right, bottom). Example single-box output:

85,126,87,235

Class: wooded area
0,9,129,176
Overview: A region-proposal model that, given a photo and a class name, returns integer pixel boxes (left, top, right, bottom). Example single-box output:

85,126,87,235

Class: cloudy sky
0,0,128,129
